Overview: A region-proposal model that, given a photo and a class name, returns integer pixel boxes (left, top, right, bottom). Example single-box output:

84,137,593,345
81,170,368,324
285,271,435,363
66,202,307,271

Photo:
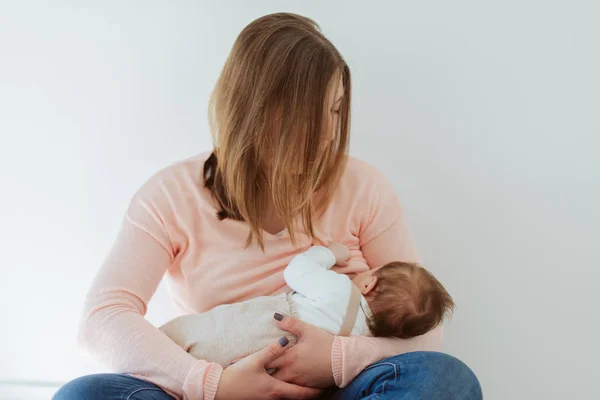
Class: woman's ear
361,275,378,295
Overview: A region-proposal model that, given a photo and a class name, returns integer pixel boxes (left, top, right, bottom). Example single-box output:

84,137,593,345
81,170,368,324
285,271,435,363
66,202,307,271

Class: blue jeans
53,352,482,399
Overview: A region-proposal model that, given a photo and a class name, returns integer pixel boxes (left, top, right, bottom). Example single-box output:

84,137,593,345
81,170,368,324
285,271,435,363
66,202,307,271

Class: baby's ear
362,275,378,295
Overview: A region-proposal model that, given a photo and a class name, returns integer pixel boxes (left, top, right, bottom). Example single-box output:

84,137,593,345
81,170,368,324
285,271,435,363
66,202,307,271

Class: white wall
1,1,598,399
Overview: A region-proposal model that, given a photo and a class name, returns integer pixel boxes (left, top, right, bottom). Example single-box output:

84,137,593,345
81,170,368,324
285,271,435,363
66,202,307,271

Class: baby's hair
367,262,454,339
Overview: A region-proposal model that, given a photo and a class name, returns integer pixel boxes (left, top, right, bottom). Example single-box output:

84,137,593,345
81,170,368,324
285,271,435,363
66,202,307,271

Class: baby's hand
328,242,351,267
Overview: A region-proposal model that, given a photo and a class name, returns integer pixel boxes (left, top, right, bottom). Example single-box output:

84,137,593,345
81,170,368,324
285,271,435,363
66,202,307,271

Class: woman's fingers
273,313,306,337
257,340,321,399
265,350,290,370
252,336,291,367
270,317,336,389
270,367,292,383
216,335,322,400
270,378,322,399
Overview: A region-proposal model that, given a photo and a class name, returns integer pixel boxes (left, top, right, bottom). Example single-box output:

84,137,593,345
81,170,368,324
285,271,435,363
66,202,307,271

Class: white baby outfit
159,246,372,367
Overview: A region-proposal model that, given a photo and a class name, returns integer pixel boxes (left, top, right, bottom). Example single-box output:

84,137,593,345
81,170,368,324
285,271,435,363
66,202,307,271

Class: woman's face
324,73,345,148
267,73,344,165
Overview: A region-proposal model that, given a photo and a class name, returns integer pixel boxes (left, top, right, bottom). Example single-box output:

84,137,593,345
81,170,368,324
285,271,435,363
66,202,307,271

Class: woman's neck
260,201,287,235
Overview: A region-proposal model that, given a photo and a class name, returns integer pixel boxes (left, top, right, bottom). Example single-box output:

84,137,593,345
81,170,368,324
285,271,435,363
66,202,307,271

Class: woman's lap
53,352,481,400
52,373,175,400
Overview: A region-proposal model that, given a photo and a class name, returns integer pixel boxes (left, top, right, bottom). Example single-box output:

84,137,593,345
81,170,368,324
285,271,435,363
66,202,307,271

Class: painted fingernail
278,336,289,347
274,313,284,321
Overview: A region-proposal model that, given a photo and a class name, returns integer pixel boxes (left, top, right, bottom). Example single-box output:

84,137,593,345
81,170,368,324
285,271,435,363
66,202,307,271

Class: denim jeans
53,351,482,399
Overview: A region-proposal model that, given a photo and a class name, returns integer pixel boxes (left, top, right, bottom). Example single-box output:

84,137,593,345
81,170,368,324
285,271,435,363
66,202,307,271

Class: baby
159,243,454,368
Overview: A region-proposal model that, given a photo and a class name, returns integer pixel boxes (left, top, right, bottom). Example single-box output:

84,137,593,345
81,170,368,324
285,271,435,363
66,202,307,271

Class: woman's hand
215,336,321,400
267,314,336,388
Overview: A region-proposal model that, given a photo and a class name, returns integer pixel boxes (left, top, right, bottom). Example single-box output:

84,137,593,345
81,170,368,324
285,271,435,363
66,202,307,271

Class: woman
54,13,481,400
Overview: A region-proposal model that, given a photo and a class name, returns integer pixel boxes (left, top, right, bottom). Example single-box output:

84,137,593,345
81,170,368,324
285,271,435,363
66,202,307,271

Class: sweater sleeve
330,165,443,387
77,180,222,400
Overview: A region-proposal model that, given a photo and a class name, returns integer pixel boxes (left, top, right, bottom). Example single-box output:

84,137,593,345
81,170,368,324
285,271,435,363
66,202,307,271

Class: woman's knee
424,352,479,384
366,351,482,399
53,374,110,400
53,373,173,400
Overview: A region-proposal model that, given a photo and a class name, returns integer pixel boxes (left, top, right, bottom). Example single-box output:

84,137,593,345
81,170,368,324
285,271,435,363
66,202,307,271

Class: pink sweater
78,153,442,400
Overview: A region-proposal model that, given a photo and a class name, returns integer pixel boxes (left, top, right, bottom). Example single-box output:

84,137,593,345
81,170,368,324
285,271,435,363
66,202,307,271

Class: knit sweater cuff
203,363,223,400
182,361,223,400
331,336,344,387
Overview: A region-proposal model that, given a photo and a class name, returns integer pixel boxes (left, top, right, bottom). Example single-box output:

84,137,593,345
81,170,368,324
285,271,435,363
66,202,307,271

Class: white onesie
284,246,372,336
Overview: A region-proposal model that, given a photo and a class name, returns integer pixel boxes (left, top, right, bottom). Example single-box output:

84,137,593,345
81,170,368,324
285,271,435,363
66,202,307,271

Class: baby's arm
284,245,350,304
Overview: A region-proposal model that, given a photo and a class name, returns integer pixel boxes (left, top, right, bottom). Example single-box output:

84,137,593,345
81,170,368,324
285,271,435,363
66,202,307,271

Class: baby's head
352,262,454,339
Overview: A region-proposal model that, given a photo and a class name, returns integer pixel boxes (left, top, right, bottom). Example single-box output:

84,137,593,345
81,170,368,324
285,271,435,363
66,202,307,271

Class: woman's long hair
205,13,351,248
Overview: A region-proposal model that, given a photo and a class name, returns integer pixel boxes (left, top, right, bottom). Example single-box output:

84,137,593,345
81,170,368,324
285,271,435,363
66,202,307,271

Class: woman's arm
331,216,443,387
78,216,222,400
331,164,443,387
80,173,320,400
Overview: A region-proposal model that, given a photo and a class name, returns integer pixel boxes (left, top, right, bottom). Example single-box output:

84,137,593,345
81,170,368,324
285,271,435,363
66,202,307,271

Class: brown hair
367,262,455,339
204,13,351,248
